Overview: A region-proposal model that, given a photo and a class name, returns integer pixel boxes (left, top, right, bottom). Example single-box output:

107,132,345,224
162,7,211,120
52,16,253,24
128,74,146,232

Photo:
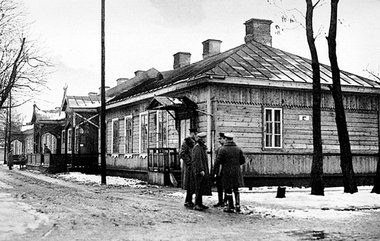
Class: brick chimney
202,39,222,59
134,70,145,78
244,18,273,46
173,52,191,69
116,78,129,85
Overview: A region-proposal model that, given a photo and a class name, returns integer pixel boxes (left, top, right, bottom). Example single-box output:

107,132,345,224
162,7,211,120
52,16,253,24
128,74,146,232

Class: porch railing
147,148,180,172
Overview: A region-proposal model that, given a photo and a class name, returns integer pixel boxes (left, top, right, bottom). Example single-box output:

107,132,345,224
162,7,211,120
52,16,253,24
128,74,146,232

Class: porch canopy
146,96,197,121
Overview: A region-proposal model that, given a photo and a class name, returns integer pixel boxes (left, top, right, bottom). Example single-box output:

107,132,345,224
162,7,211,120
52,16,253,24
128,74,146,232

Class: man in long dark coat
216,133,245,213
179,128,197,208
213,132,227,207
7,149,14,170
192,132,212,211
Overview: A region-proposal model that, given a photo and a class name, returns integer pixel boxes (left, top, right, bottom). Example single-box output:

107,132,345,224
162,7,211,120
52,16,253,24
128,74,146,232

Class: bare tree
0,0,48,110
306,0,324,195
326,0,358,193
269,0,325,195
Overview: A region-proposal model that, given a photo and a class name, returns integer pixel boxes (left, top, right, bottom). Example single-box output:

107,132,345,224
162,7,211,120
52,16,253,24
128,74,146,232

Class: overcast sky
16,0,380,122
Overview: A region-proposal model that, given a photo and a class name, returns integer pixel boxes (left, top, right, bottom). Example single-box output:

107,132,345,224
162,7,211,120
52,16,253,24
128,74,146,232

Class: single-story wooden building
60,88,101,172
103,17,380,187
20,104,66,172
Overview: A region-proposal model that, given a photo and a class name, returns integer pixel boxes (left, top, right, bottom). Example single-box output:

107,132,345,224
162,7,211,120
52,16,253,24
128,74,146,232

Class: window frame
263,107,283,149
156,110,169,148
139,112,148,153
111,118,120,154
124,115,133,154
67,129,72,154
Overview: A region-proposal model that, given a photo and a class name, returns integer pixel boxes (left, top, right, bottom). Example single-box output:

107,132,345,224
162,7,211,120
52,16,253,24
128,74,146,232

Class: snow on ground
56,172,380,220
57,172,149,188
0,183,49,239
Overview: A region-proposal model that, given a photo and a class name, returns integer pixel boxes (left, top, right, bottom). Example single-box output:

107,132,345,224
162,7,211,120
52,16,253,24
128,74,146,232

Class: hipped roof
109,40,380,104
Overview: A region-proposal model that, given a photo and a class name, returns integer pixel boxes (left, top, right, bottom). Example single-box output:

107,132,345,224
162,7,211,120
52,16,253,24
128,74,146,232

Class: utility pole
3,105,8,164
7,91,11,153
100,0,107,184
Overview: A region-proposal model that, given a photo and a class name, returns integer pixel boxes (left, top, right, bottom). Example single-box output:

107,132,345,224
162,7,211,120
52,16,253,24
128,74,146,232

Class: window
11,140,22,155
67,129,72,153
149,111,158,148
124,115,133,153
139,112,148,153
112,118,120,153
41,133,57,154
61,130,66,154
157,111,168,148
264,108,282,148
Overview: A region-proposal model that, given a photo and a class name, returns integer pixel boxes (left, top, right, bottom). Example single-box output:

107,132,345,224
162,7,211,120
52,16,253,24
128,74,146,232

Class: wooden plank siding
212,84,379,177
242,154,377,176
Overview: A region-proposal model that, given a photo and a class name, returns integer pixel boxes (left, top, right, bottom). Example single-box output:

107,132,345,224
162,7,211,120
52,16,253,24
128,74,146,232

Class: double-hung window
124,115,133,153
264,108,282,148
112,118,120,154
139,112,148,153
157,111,168,148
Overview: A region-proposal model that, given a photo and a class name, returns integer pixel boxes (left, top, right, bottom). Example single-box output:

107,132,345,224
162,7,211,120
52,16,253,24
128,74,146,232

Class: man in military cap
192,132,212,211
216,132,245,213
180,127,197,207
213,132,227,207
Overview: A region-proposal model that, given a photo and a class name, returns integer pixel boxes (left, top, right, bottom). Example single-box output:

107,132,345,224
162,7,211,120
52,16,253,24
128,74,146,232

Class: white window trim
124,115,133,154
264,108,283,149
111,118,119,154
139,112,148,153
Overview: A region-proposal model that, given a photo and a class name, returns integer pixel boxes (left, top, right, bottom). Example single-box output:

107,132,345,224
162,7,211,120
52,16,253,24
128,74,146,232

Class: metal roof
65,95,101,109
110,40,380,104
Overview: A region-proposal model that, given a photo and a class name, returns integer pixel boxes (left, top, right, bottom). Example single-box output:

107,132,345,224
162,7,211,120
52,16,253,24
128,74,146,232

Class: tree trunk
306,0,324,195
0,38,26,109
327,0,358,193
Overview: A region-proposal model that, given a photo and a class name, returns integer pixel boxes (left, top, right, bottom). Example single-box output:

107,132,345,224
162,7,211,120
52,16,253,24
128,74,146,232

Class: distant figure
216,133,245,213
213,132,227,207
7,149,13,170
192,132,212,211
43,144,51,154
179,128,197,208
19,154,27,169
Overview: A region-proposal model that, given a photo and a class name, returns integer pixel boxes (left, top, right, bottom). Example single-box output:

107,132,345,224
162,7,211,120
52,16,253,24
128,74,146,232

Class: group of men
180,128,245,213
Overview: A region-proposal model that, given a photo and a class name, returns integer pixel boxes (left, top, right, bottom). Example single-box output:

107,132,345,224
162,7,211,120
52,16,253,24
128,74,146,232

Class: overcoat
216,140,245,190
192,140,212,196
179,137,195,193
7,152,13,167
213,145,223,176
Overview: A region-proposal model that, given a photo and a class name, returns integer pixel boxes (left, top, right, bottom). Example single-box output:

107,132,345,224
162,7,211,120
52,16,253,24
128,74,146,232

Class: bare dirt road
1,166,379,241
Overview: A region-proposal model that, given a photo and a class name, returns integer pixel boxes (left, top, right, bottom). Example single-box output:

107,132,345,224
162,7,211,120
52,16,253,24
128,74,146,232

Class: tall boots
224,193,234,213
234,191,241,213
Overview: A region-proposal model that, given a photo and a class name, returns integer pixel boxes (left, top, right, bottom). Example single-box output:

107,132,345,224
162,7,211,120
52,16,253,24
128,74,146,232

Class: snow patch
57,172,148,188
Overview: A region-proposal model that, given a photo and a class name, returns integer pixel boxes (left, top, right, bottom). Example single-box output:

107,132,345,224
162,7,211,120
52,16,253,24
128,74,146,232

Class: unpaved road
1,166,380,241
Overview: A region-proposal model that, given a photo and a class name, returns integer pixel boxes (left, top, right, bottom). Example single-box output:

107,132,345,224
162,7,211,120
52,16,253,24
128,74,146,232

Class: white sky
16,0,380,122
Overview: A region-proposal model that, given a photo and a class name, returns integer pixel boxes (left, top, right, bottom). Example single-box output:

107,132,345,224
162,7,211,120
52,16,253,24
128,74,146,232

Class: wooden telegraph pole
100,0,107,184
